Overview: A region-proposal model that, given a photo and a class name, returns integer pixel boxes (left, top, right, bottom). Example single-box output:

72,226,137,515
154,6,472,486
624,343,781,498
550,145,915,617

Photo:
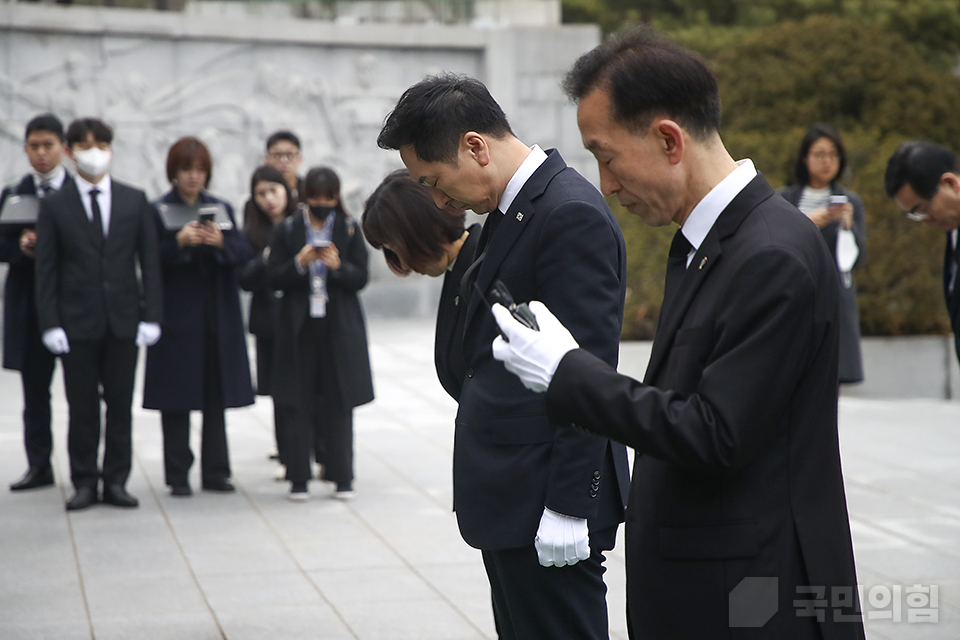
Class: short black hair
884,141,960,199
265,130,301,152
65,118,113,147
562,25,721,141
793,123,847,187
25,113,64,141
377,73,514,163
302,166,349,217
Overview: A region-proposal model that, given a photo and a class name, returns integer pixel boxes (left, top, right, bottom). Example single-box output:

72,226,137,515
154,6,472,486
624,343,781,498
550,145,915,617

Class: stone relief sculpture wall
0,4,600,310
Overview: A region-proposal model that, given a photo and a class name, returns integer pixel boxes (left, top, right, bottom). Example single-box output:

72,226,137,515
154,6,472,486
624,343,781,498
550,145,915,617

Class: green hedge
616,15,960,339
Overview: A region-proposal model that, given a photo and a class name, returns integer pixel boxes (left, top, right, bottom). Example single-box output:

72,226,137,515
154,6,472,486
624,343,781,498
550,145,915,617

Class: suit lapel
644,174,775,383
60,179,101,249
462,152,564,332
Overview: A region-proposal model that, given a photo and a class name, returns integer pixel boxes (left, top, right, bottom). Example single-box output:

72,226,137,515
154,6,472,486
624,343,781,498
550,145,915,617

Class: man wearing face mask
0,114,66,492
34,117,163,511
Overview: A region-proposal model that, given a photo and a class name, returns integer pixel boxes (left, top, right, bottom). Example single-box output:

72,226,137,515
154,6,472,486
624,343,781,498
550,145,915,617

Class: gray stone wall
0,3,601,307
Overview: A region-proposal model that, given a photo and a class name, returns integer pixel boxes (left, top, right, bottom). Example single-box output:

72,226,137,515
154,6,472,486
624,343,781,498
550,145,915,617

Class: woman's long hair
244,165,295,252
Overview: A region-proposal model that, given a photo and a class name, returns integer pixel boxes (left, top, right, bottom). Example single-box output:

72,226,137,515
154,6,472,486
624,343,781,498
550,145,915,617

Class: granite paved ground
0,317,957,639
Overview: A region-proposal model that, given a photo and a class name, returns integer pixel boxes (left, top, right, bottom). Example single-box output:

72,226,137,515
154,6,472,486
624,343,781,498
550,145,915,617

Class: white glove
136,322,162,347
534,507,590,567
41,327,70,355
491,301,579,393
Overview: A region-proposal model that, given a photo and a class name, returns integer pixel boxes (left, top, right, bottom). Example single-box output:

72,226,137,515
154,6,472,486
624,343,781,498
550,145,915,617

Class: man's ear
462,132,490,167
941,172,960,194
655,120,685,166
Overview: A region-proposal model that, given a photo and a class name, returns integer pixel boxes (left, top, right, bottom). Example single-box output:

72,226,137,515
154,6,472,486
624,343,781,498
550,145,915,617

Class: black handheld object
475,279,540,335
198,208,217,224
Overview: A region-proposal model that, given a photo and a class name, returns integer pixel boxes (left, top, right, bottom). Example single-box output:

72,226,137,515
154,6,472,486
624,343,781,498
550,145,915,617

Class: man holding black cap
0,113,66,492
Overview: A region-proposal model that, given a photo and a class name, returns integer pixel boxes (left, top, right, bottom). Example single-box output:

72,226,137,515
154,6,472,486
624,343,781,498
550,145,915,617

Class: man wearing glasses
264,130,304,200
885,140,960,360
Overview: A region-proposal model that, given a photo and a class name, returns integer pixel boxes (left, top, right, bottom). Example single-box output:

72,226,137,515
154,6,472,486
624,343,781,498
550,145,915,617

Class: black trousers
60,334,138,489
281,317,353,485
19,317,57,470
481,526,618,640
160,329,230,485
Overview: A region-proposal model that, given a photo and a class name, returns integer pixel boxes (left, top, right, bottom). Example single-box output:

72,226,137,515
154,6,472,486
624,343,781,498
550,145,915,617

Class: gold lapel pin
516,212,524,221
698,256,708,270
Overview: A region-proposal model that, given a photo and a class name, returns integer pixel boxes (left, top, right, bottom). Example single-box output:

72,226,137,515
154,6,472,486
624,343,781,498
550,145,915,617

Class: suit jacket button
466,368,474,378
593,471,601,479
589,489,598,498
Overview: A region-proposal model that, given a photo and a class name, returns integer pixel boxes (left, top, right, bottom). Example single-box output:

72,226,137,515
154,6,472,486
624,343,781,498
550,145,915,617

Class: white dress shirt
497,144,548,216
679,159,757,267
74,173,112,237
31,165,66,197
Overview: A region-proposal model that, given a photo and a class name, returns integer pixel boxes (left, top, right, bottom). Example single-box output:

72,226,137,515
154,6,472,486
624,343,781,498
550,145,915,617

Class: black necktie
37,181,50,198
89,188,104,236
662,228,691,315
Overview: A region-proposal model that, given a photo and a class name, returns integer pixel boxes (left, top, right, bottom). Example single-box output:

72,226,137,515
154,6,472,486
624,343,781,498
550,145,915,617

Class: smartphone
198,209,217,224
828,195,849,207
474,279,540,336
312,239,331,249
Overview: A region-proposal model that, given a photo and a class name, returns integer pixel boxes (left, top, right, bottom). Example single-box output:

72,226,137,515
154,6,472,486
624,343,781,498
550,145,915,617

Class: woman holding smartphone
144,136,255,496
780,123,866,384
267,166,373,501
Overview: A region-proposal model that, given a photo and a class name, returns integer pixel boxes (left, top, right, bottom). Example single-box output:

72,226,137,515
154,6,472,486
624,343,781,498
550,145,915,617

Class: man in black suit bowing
378,75,630,640
34,118,163,511
1,114,67,491
884,141,960,363
492,28,865,638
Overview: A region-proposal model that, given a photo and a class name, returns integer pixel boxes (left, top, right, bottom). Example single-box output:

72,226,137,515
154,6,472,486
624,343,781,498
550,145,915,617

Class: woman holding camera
780,123,865,384
361,170,481,401
267,166,373,501
143,137,254,496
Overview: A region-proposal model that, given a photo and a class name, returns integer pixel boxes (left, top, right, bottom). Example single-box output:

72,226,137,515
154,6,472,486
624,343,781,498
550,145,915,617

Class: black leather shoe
102,484,139,508
10,467,54,491
170,484,192,497
202,478,235,493
66,486,97,511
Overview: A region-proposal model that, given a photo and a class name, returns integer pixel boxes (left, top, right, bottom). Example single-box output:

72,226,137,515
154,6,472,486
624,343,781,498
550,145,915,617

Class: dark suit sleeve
216,204,254,266
848,191,866,269
327,220,368,293
547,247,824,476
533,199,624,518
137,193,163,324
266,222,307,292
34,197,60,332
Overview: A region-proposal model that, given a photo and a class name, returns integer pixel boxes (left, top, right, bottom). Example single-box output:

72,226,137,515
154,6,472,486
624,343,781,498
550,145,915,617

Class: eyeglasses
808,151,839,161
268,151,300,161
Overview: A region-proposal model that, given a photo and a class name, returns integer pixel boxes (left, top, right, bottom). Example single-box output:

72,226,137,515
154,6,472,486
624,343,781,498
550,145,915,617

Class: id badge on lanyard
310,274,327,318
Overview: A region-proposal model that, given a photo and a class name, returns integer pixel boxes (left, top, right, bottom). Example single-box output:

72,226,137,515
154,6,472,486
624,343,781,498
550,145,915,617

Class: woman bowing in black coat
267,166,373,501
143,137,255,496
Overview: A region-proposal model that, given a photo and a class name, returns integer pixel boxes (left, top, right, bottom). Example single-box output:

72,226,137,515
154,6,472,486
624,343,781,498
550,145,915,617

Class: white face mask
73,147,112,177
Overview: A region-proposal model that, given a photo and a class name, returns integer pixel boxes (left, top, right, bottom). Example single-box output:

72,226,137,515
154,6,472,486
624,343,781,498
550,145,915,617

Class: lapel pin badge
516,212,523,221
698,256,707,270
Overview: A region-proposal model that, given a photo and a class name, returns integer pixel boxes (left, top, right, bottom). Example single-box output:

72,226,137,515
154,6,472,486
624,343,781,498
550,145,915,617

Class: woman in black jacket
780,123,865,384
239,166,296,474
267,167,373,500
143,137,255,496
361,170,480,401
